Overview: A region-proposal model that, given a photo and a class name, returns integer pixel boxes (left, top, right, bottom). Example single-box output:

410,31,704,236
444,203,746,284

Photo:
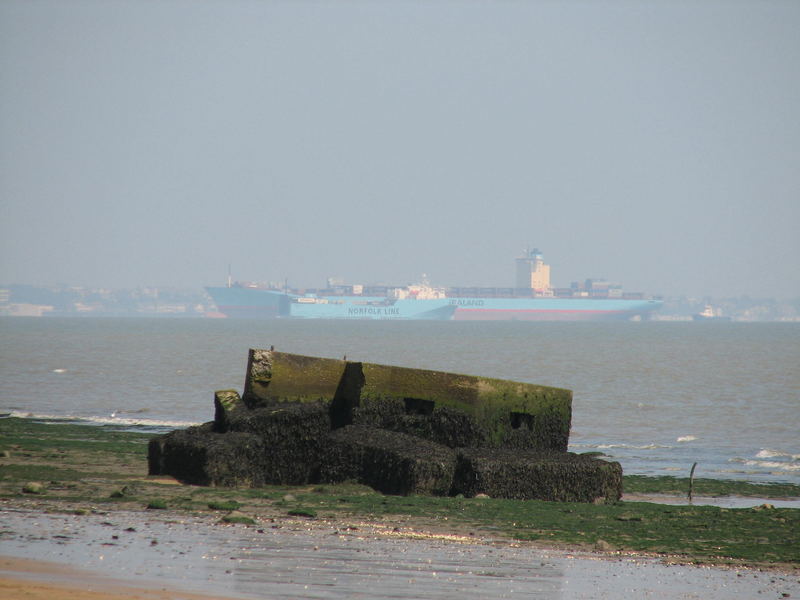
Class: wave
728,456,800,472
676,435,697,442
756,448,800,461
743,460,800,472
1,410,199,431
576,443,672,450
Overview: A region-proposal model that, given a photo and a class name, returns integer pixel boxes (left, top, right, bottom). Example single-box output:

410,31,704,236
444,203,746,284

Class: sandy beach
2,499,799,600
1,415,798,599
0,556,229,600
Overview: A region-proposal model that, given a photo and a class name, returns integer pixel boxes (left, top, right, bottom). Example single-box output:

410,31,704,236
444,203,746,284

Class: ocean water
1,317,798,485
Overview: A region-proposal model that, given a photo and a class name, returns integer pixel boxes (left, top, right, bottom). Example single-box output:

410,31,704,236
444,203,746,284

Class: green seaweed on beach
297,491,799,564
1,463,91,482
623,475,800,499
221,512,256,525
287,508,317,518
208,500,241,510
0,418,152,455
2,417,799,566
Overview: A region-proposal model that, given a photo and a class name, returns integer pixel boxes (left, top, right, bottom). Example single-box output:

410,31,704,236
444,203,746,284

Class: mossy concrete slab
243,349,347,407
213,389,244,432
358,362,571,449
242,348,572,451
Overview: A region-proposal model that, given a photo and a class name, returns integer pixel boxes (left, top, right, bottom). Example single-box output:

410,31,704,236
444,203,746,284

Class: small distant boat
692,305,731,322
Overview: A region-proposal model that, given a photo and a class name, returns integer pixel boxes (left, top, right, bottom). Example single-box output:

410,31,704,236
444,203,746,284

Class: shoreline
2,502,799,600
1,417,799,598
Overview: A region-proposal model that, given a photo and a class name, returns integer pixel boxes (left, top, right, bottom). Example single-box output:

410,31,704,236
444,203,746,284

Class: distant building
515,248,551,293
4,303,54,317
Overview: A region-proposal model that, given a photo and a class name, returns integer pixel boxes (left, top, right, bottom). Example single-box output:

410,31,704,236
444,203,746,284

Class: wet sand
0,556,230,600
0,555,247,600
2,505,798,600
621,492,800,509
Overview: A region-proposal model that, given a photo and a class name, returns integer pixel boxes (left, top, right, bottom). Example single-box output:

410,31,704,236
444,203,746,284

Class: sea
1,317,798,485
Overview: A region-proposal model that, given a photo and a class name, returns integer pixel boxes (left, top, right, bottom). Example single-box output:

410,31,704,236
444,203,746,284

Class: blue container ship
205,250,662,321
205,284,454,320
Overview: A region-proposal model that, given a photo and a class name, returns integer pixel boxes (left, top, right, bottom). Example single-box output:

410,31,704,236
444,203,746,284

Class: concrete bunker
149,348,622,503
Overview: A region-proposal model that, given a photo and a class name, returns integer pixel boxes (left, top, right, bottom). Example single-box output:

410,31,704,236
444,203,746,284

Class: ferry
692,305,731,322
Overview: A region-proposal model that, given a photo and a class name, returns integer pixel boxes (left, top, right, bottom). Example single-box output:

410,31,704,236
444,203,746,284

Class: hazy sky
1,1,798,298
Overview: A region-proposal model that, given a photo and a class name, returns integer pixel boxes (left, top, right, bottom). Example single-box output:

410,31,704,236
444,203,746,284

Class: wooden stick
688,462,698,503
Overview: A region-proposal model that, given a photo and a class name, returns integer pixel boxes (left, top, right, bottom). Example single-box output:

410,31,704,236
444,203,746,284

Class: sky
1,1,798,299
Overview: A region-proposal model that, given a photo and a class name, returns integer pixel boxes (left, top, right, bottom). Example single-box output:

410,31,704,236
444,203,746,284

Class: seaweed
452,448,622,503
225,402,331,485
148,423,268,487
320,425,457,496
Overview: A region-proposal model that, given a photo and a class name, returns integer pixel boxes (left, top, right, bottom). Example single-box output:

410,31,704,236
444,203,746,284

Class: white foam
52,369,67,373
2,410,198,431
744,460,800,472
592,443,671,450
90,414,202,429
676,435,696,442
756,448,799,461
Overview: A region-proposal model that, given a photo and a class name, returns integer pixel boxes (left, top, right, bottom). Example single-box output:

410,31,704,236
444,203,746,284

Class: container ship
205,250,662,321
205,282,454,320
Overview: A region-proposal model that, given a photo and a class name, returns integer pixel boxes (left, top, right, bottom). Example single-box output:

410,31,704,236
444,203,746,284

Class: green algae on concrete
243,349,346,407
213,389,244,432
152,349,580,497
240,348,572,451
358,362,571,450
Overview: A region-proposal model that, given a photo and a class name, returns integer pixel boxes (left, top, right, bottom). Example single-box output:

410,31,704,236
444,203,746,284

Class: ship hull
206,287,455,320
205,287,289,318
290,298,455,320
449,298,663,321
692,315,731,322
207,288,662,321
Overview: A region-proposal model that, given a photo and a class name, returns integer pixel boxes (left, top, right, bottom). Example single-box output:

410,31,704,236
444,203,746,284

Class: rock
451,448,622,503
110,485,138,498
595,539,613,551
148,423,269,487
221,511,256,525
320,425,457,496
22,482,44,494
225,402,331,484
